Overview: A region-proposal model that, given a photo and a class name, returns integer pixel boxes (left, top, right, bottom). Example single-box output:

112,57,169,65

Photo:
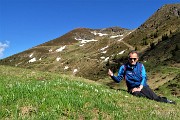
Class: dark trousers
130,86,168,103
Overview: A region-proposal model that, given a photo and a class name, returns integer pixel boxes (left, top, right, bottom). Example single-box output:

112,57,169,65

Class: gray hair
128,50,139,57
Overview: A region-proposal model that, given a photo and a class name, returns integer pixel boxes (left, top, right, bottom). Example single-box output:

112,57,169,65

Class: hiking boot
167,99,176,105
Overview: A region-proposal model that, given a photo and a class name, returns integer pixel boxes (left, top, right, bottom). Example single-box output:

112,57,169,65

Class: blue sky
0,0,179,59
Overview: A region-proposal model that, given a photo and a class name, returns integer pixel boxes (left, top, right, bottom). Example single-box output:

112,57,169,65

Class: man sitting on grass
108,50,176,104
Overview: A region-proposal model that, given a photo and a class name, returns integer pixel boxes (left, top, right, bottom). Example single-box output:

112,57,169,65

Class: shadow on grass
106,81,127,92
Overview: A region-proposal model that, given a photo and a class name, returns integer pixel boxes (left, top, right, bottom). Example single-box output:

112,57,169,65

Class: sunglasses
129,58,137,61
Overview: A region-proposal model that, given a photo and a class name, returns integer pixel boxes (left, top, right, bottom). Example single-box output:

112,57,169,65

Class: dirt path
120,41,134,50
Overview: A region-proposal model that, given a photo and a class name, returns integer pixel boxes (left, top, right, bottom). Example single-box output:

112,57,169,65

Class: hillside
0,26,132,80
0,65,179,120
0,4,180,93
122,4,180,50
140,30,180,97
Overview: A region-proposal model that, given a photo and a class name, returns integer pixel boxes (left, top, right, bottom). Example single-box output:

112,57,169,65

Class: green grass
0,65,179,120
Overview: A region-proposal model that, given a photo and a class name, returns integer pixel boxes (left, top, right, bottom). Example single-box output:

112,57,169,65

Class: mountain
0,4,180,93
0,26,132,80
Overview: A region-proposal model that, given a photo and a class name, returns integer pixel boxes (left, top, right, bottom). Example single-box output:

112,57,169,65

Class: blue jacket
111,62,148,91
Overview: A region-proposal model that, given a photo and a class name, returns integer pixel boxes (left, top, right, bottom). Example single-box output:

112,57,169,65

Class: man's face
128,53,138,65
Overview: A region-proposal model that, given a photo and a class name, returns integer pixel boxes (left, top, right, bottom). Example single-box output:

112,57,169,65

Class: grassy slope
139,30,180,97
0,65,179,120
155,74,180,97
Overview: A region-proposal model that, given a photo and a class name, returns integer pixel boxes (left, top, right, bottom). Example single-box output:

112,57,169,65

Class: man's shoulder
137,62,144,67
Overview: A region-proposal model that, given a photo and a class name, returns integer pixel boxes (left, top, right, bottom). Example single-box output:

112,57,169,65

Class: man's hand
108,69,113,76
132,85,143,93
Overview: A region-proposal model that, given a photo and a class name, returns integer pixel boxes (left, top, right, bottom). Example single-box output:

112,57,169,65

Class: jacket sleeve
111,65,125,83
140,64,147,86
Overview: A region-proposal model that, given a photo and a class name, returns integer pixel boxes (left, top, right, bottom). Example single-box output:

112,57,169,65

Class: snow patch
101,51,107,54
110,35,123,38
64,66,69,70
118,50,125,55
98,33,108,36
73,69,77,74
118,38,123,41
56,46,66,52
29,53,33,58
91,31,108,36
104,57,109,62
79,44,84,47
15,62,22,67
29,57,36,63
100,56,105,59
56,57,61,61
128,31,132,35
75,38,98,44
100,45,109,51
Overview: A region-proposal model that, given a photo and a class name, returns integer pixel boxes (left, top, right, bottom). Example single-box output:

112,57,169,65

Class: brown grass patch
19,106,37,117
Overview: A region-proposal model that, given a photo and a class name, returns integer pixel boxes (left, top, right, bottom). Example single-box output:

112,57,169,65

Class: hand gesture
108,69,113,76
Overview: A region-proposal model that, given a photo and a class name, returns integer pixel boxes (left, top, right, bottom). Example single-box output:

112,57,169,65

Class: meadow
0,65,179,120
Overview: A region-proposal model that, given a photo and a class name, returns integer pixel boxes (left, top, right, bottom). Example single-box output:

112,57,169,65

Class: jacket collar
127,62,138,69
